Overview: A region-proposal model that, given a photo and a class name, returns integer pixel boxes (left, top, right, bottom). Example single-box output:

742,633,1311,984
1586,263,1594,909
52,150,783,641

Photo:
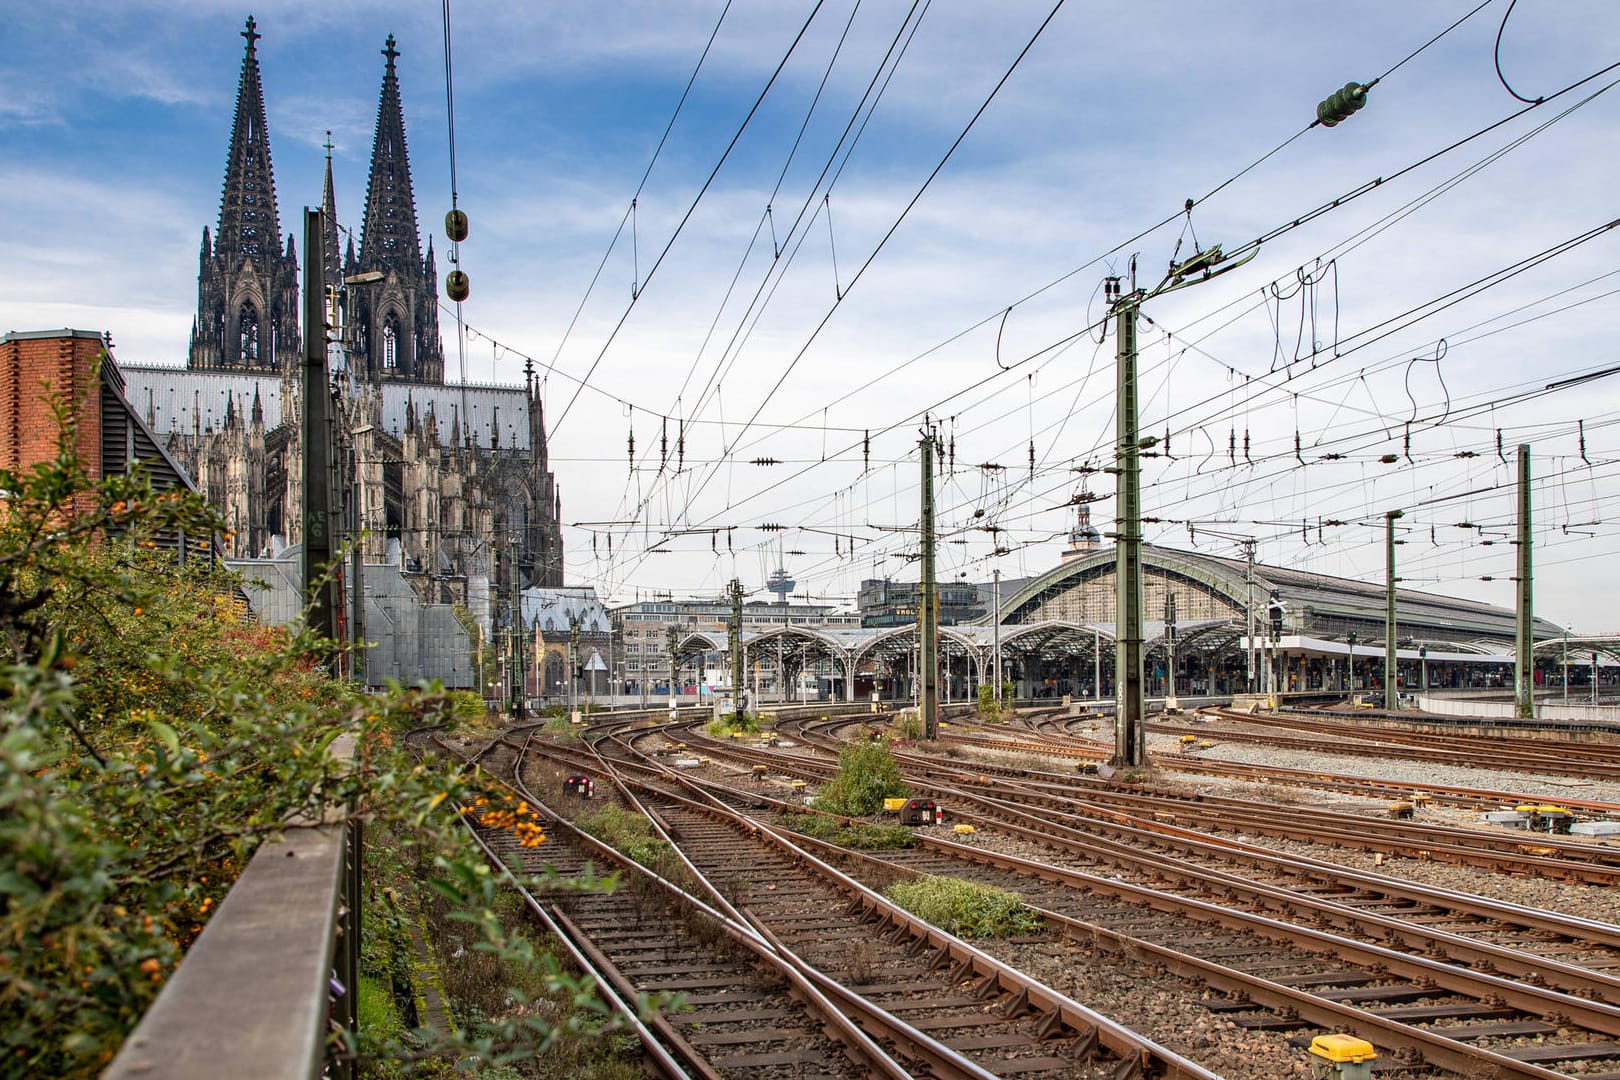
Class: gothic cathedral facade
120,18,564,616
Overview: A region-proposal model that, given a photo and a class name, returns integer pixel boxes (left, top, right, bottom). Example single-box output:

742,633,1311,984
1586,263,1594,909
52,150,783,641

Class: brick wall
0,329,106,478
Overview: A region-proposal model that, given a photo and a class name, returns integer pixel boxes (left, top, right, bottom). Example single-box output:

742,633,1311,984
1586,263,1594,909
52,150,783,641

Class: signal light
1317,81,1369,127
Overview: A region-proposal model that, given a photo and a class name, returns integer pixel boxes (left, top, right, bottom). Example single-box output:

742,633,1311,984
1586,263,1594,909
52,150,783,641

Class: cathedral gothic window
238,304,259,363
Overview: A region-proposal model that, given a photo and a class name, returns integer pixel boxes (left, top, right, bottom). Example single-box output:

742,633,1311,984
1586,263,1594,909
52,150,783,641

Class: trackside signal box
900,799,942,826
563,775,595,798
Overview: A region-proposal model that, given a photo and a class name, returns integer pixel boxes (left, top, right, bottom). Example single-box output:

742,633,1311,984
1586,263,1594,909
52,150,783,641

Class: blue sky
4,1,1620,633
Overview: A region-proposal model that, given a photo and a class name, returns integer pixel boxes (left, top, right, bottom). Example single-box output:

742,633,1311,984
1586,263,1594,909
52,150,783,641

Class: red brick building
1,328,198,511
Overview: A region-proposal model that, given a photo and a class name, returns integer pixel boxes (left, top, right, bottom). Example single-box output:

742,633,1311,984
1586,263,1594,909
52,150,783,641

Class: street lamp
1419,645,1428,697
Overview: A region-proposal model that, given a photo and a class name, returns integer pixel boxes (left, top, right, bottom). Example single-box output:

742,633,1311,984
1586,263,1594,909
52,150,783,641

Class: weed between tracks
885,876,1044,940
574,804,689,886
778,811,916,850
812,739,910,816
843,939,877,984
539,715,579,745
705,712,764,737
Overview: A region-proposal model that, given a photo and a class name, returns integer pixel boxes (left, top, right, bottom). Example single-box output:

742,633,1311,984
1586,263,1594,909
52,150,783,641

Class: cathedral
120,18,565,620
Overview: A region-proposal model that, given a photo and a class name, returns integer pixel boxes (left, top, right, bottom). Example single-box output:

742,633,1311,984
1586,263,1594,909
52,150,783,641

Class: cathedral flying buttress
119,16,564,623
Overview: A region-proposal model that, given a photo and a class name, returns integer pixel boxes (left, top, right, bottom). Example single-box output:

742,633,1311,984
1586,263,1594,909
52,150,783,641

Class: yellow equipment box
953,824,976,835
1308,1034,1375,1080
883,797,908,812
1309,1034,1375,1061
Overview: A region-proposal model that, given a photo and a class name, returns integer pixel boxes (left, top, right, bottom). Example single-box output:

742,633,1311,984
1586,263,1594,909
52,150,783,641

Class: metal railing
104,743,360,1080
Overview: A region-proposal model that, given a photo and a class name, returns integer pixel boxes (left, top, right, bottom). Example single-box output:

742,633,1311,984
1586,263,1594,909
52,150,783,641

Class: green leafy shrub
885,875,1043,939
705,711,761,737
812,739,908,816
540,714,579,744
0,400,628,1077
447,689,486,728
976,683,1016,720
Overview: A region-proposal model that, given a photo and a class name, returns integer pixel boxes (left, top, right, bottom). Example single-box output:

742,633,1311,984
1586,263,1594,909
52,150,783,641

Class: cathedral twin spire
189,18,442,384
215,16,282,268
358,36,422,278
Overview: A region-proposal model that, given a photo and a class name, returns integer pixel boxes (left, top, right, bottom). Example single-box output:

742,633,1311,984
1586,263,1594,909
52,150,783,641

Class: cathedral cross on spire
323,129,334,158
382,34,398,68
242,15,260,51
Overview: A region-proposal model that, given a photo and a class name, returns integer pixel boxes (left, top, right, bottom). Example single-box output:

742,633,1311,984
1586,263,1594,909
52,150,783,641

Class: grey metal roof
380,382,532,449
117,362,534,450
1001,544,1562,644
522,587,610,634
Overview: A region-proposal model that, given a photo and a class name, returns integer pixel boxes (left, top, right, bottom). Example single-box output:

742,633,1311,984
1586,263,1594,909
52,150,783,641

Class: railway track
729,713,1620,885
941,713,1620,814
431,731,894,1080
571,712,1620,1077
427,727,1216,1079
1147,708,1620,783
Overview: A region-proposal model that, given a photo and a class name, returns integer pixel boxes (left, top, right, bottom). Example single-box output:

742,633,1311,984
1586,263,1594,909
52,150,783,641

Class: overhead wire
542,1,735,380
550,0,831,436
576,6,1613,599
661,0,1075,532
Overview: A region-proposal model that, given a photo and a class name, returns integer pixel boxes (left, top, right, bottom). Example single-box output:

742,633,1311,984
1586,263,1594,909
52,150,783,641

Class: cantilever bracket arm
1150,244,1261,300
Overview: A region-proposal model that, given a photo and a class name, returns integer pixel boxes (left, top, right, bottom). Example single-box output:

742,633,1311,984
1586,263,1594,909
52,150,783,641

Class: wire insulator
445,208,469,242
1316,81,1369,127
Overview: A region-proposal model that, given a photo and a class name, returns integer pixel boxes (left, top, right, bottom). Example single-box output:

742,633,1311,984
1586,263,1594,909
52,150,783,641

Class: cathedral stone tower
343,36,444,383
188,17,300,375
125,17,565,626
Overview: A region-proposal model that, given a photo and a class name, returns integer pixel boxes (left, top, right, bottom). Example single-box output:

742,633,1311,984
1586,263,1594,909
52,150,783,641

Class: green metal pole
919,432,939,739
1385,509,1402,710
728,578,745,725
1515,445,1535,719
301,208,340,655
1112,289,1145,767
1164,590,1178,710
348,453,365,685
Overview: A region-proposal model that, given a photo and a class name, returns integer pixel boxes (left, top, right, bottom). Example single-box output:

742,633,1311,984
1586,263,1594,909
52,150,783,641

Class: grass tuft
885,875,1043,939
780,813,915,849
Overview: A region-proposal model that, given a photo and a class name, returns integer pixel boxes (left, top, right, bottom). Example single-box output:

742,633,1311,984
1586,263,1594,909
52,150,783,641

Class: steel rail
926,722,1620,813
762,717,1620,972
575,725,1223,1079
775,817,1577,1080
449,789,700,1080
978,772,1620,874
612,718,1620,1074
437,732,922,1080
